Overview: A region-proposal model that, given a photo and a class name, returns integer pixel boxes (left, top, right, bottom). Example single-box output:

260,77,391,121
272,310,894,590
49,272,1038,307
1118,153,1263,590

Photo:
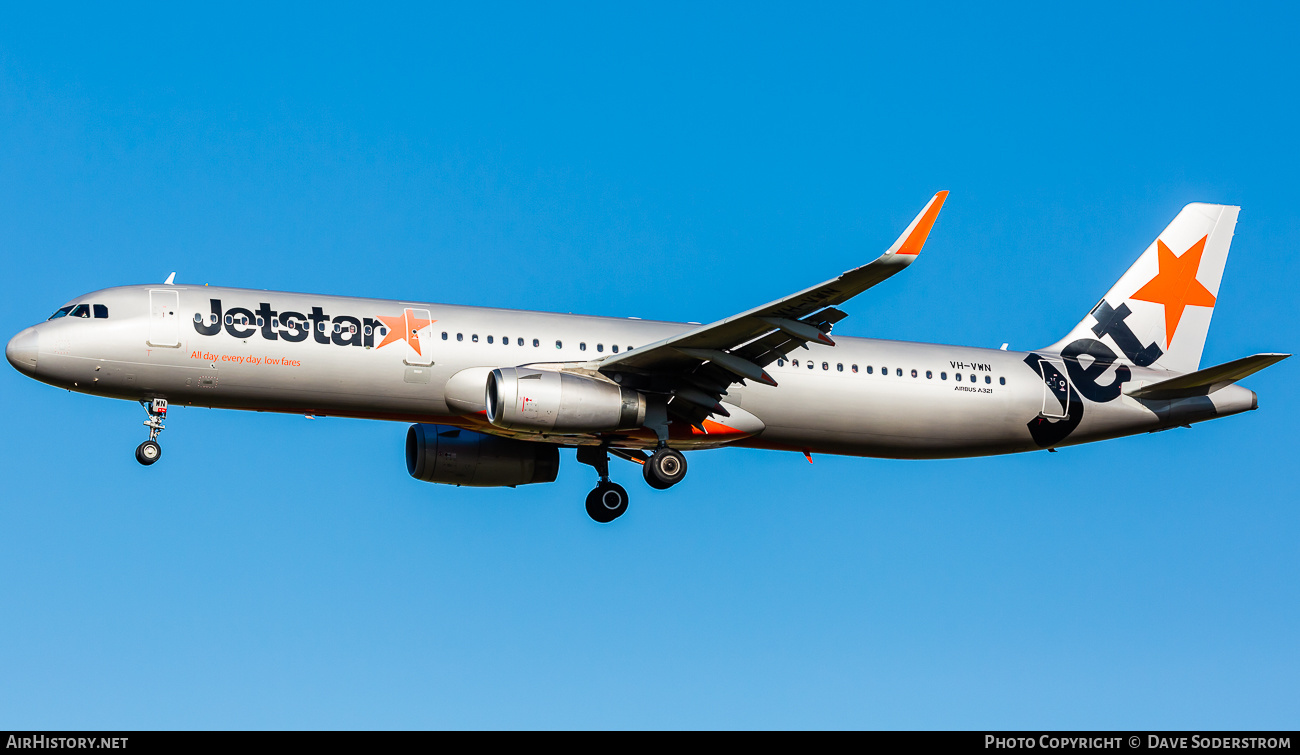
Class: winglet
164,272,176,285
885,191,948,257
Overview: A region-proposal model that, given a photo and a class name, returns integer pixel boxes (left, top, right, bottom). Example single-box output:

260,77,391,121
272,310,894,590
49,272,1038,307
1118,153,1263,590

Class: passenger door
147,290,181,348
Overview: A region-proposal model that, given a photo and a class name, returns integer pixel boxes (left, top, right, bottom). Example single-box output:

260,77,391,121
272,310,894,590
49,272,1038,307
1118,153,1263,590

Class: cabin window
441,332,448,340
472,334,479,343
456,333,463,341
193,313,203,324
911,369,918,378
1000,377,1006,385
332,323,341,334
93,305,108,319
362,324,371,336
851,364,858,373
378,327,387,336
897,368,903,377
792,359,799,368
941,372,948,380
807,361,814,370
612,345,619,353
48,306,73,320
955,373,962,381
597,344,604,353
866,366,873,374
881,366,887,375
926,370,932,379
837,363,843,372
518,338,524,346
985,375,992,384
777,359,786,367
969,374,975,382
579,342,587,351
556,340,563,349
487,336,494,344
256,317,265,327
502,336,508,345
224,314,234,326
822,362,829,371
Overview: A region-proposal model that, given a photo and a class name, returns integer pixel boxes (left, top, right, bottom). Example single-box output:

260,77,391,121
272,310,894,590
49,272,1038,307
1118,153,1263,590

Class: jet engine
486,367,646,433
406,424,559,487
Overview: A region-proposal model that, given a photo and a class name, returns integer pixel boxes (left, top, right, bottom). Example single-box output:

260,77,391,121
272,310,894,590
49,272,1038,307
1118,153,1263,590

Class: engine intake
406,424,559,487
486,368,646,433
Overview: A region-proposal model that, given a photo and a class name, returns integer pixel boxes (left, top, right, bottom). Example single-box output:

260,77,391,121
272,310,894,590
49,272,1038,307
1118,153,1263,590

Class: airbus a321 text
7,194,1287,522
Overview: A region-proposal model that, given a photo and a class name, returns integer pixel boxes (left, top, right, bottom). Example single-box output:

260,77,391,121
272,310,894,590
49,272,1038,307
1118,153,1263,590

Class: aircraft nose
6,327,39,374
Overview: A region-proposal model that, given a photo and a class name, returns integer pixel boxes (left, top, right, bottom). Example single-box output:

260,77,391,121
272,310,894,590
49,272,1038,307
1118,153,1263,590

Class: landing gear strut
136,398,167,466
577,445,628,523
644,447,687,490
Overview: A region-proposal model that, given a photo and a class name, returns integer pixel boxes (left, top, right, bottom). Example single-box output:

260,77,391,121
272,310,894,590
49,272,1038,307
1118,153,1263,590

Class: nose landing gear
135,398,167,466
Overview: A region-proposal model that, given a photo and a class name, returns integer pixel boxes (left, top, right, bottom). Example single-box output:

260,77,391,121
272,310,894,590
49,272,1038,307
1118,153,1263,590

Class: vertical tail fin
1047,203,1240,374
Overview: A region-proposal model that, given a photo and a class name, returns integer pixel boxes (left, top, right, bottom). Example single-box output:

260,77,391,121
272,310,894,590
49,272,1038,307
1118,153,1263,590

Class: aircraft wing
596,191,948,425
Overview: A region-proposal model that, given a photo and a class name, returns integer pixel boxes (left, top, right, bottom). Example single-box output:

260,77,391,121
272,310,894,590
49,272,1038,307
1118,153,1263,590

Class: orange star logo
1130,235,1216,347
375,309,436,355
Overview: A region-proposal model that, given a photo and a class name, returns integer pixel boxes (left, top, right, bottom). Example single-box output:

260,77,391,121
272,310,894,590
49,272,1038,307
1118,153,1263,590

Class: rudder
1047,203,1240,374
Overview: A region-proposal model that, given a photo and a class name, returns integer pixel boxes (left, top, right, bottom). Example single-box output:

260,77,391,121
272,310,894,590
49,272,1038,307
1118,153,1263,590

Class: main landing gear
135,398,167,466
643,447,687,490
576,445,689,523
576,446,628,523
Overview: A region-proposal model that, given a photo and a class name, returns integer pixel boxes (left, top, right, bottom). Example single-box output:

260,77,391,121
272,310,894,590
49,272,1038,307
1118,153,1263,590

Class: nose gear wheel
136,398,168,466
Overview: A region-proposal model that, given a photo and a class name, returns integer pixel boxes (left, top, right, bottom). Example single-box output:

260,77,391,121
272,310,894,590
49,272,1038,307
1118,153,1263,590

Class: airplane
6,194,1288,523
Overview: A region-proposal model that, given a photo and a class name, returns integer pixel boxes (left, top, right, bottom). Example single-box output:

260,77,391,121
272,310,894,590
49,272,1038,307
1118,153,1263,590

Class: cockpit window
48,306,74,320
93,304,109,319
69,304,91,318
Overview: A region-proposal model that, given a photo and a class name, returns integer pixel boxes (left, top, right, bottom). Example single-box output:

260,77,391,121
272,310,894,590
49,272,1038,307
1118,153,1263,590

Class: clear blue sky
2,2,1296,729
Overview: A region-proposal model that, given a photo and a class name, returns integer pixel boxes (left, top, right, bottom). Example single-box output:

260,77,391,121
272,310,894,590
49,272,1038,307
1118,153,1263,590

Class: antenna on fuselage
164,272,176,285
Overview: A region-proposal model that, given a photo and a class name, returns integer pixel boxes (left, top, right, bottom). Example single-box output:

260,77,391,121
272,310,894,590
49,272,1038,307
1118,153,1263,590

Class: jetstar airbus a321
6,194,1288,522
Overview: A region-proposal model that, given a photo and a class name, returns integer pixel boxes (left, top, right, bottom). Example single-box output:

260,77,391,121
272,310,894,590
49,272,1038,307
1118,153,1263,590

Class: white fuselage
8,284,1257,460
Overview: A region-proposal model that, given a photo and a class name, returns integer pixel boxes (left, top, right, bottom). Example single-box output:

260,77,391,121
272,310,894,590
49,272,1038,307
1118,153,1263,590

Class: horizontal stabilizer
1125,353,1289,400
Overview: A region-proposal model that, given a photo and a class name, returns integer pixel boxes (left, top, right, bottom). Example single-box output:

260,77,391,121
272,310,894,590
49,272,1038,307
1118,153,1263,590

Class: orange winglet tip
803,449,813,463
893,190,948,257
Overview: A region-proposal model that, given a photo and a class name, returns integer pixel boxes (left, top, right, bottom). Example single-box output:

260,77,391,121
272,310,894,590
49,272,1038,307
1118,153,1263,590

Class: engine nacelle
486,367,646,433
406,424,559,487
